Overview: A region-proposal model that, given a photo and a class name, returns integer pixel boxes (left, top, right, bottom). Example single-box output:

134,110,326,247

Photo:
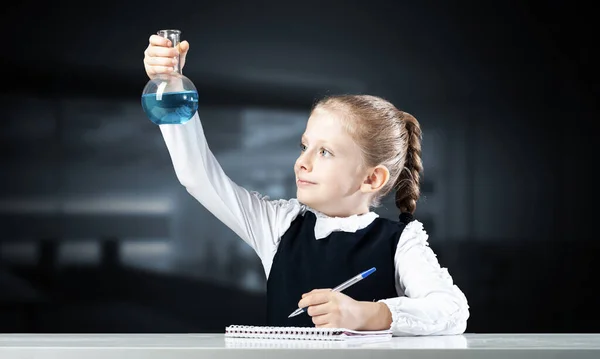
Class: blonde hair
312,94,423,213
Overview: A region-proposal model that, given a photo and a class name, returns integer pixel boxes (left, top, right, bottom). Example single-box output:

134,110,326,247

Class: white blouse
159,112,470,336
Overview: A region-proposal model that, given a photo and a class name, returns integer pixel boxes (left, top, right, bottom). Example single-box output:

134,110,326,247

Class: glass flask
141,29,198,125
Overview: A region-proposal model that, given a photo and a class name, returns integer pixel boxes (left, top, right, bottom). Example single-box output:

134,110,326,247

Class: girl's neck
309,204,371,219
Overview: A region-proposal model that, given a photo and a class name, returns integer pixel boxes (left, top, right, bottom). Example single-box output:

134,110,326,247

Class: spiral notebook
225,325,393,341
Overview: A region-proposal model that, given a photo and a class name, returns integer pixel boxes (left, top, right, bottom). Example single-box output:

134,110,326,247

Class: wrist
359,301,393,331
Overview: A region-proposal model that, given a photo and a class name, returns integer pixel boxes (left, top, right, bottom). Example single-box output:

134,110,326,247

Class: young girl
143,34,469,336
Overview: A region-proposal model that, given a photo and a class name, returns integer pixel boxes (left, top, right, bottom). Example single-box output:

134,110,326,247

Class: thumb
177,40,189,69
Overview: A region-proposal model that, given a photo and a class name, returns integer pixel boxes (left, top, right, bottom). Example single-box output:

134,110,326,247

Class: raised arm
144,34,302,274
160,114,303,274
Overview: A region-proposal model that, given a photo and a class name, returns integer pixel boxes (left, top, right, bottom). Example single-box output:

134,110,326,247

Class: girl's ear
360,165,390,193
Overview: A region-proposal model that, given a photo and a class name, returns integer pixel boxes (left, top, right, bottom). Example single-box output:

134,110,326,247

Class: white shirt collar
305,207,379,240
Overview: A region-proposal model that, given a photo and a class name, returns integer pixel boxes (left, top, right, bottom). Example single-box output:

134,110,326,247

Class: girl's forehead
306,108,345,132
304,110,359,152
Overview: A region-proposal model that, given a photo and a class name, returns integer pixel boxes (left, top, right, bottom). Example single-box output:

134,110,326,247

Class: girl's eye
299,143,307,151
320,148,332,157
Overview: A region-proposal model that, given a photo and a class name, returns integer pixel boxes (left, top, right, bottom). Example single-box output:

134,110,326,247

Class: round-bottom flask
141,29,198,125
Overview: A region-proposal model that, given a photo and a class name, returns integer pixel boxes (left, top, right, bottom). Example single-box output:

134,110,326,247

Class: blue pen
288,267,377,318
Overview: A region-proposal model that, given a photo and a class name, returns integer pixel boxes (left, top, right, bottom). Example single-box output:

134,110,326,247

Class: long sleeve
378,220,470,336
159,113,304,275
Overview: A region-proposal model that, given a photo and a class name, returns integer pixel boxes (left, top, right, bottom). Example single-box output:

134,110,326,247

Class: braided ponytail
394,112,423,214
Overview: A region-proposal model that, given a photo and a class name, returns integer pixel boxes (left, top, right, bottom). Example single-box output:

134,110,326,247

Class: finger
145,46,179,59
145,56,178,67
178,41,189,69
306,303,331,317
302,288,331,298
312,314,332,327
298,292,331,308
178,40,189,54
149,34,171,46
145,65,174,76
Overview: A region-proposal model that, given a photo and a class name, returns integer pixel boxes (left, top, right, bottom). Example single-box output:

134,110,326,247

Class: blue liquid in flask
142,90,199,125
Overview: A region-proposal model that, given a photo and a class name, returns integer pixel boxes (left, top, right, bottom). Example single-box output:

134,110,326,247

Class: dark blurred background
0,0,597,334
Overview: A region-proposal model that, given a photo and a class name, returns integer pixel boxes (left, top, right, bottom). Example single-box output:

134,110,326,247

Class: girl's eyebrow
302,134,344,152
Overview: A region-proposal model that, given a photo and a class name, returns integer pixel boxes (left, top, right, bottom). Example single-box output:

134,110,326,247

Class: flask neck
158,29,182,75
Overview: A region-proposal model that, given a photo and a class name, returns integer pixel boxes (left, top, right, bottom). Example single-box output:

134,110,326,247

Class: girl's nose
295,153,313,172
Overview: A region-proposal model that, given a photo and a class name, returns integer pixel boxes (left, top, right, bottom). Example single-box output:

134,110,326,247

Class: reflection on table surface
2,333,600,350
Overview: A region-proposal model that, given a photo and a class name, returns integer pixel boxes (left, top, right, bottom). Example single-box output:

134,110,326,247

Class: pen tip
288,308,302,318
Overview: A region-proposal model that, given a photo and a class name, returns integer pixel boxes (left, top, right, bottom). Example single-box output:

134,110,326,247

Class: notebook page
225,325,393,341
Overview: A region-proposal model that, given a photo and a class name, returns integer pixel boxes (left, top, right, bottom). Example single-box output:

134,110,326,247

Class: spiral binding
224,325,345,341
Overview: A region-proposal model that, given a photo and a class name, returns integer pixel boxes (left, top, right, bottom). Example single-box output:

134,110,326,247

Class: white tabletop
0,333,598,359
